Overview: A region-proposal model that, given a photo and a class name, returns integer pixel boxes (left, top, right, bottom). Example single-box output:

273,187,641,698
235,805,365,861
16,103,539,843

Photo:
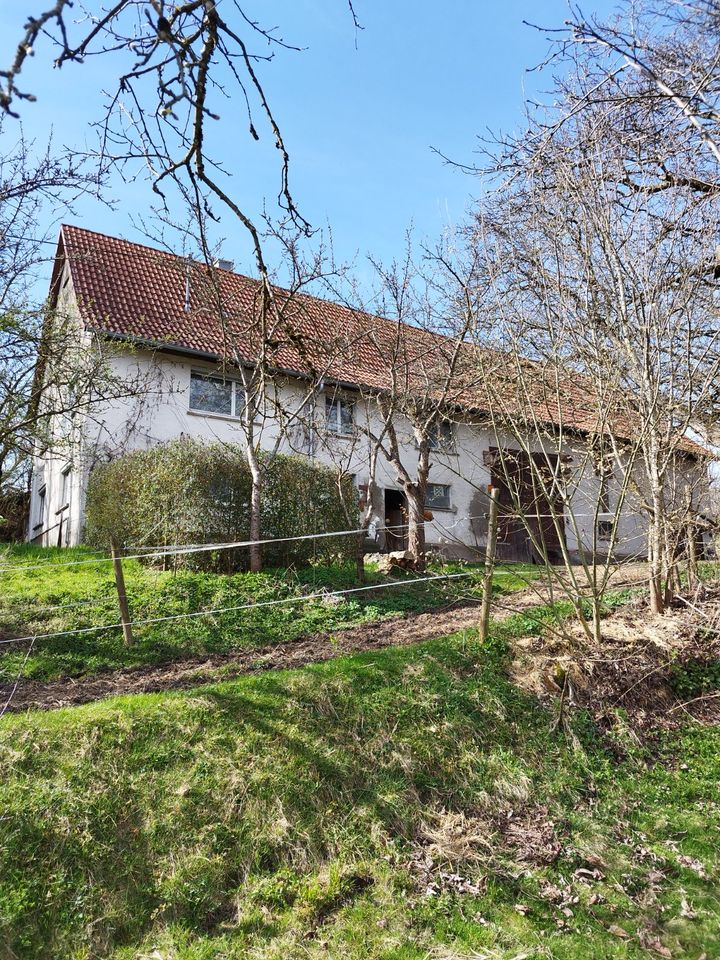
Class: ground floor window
60,465,71,508
597,519,614,540
426,483,451,510
596,463,613,540
35,485,46,529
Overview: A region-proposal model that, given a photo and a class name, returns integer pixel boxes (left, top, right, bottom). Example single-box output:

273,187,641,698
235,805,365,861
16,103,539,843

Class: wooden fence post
687,514,698,593
479,486,500,643
111,538,133,647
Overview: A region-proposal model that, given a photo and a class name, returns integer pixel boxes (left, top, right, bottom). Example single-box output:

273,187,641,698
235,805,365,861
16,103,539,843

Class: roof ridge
59,223,462,347
61,224,183,263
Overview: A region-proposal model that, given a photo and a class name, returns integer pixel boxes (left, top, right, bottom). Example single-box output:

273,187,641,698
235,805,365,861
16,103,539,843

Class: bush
84,440,358,570
0,488,29,542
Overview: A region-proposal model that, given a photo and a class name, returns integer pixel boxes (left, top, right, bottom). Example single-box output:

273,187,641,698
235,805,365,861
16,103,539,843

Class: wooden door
489,448,565,563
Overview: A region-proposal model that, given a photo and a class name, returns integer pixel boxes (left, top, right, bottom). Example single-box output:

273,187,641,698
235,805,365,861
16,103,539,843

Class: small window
325,396,354,435
428,420,454,450
60,466,71,507
35,485,46,529
597,519,614,540
426,483,451,510
596,459,613,540
189,372,243,417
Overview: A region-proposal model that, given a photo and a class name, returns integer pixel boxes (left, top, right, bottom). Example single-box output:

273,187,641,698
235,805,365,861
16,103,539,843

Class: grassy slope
1,616,718,960
0,546,532,682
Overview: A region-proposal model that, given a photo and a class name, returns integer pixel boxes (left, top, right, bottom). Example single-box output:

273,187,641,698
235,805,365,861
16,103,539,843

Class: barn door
488,448,565,564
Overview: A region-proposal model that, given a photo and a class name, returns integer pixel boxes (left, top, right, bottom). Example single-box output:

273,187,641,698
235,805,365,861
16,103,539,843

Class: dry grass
510,586,720,729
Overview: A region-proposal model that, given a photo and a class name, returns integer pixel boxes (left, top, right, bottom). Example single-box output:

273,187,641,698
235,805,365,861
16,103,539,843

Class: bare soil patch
0,563,684,716
1,592,544,713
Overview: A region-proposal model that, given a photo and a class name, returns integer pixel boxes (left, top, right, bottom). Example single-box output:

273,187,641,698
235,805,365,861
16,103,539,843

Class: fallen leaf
585,853,608,869
647,940,672,958
573,866,603,882
680,898,697,919
608,924,631,939
677,855,708,879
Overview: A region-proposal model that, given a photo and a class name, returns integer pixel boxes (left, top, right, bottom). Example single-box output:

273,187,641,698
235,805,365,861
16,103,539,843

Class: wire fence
0,571,477,648
0,506,621,713
0,508,622,576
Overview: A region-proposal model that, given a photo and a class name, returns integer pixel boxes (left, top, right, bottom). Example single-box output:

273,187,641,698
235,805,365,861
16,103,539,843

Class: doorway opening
384,488,408,551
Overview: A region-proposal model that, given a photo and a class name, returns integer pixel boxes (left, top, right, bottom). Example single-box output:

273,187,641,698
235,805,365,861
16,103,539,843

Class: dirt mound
510,590,720,730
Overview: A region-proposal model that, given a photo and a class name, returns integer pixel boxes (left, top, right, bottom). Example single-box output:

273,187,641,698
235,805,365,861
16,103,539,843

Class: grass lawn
0,546,535,682
1,614,718,959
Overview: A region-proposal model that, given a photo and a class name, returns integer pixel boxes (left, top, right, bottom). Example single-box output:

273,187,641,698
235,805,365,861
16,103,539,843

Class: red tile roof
53,224,447,395
51,224,707,455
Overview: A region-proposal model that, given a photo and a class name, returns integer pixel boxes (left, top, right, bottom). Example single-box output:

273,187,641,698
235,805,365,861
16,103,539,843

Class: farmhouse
28,225,705,561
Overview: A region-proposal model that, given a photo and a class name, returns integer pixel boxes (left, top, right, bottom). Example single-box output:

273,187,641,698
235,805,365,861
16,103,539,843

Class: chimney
213,257,234,272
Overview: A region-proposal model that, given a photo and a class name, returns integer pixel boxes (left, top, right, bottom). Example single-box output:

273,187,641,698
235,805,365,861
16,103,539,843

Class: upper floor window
325,396,354,435
428,419,454,450
190,371,244,418
426,483,451,510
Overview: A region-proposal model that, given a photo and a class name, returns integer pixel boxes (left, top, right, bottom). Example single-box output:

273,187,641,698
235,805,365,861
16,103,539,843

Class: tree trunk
687,516,698,592
249,469,262,572
479,487,499,642
405,486,427,568
648,519,665,614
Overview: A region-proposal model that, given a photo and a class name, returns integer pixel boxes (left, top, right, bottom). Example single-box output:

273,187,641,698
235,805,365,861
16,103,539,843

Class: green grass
0,546,534,682
1,620,718,960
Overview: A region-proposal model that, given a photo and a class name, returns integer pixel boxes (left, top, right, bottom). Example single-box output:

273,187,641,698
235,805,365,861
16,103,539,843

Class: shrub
0,487,29,542
84,439,358,571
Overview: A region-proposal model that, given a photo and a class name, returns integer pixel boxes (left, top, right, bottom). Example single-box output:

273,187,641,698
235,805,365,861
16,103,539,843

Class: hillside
0,547,531,685
0,551,719,959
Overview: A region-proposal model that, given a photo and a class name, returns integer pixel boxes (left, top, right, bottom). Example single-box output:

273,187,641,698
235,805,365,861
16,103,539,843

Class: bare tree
349,244,483,569
463,62,718,617
169,217,359,572
560,0,720,176
0,123,154,500
0,2,361,283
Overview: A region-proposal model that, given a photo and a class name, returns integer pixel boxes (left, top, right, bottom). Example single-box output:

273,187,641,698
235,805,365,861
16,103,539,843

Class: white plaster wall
27,260,88,547
31,337,706,559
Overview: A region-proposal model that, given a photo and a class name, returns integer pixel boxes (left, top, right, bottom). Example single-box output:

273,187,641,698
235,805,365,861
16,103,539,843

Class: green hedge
84,440,358,571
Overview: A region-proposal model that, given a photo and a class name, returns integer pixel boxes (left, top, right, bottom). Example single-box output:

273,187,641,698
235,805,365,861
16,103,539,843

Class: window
428,419,454,450
426,483,451,510
189,371,244,417
596,458,613,540
60,466,71,508
597,519,614,540
325,396,354,435
35,485,46,529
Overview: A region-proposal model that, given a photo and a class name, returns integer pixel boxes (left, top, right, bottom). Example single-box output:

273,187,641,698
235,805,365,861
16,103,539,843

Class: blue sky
1,1,618,293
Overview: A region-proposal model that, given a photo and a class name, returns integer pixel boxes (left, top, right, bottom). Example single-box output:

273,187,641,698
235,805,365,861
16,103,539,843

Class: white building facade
28,225,703,562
